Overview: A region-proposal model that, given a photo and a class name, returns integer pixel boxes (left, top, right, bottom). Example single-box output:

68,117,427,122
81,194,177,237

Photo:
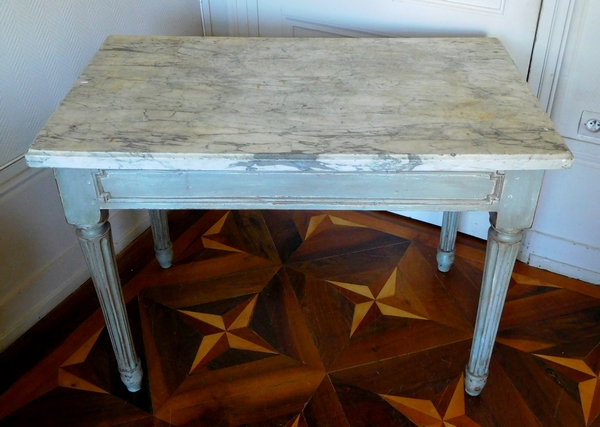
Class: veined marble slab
26,36,572,172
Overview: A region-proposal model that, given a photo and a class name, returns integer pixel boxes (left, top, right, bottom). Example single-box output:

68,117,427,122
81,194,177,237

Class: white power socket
578,110,600,141
586,118,600,132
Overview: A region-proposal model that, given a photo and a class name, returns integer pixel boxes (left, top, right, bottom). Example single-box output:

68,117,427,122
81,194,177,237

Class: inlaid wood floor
2,210,600,427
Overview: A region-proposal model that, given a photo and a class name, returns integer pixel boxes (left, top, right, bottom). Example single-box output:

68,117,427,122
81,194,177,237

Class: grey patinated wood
465,170,545,395
437,212,460,272
54,169,143,392
95,170,503,211
76,220,143,392
148,210,173,268
26,37,573,395
465,225,523,395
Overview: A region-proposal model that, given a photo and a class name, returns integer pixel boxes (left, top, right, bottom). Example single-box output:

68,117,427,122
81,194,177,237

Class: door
201,0,543,238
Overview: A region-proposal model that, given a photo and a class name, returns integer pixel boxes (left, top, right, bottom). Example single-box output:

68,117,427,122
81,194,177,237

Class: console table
26,36,573,396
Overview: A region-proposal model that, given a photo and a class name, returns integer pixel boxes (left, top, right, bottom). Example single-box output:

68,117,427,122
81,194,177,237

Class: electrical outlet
578,110,600,141
585,118,600,132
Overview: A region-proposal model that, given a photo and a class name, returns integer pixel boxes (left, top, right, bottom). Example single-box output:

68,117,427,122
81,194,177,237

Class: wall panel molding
227,0,259,36
283,15,394,38
571,150,600,171
562,137,600,170
420,0,505,15
0,157,43,196
519,230,600,285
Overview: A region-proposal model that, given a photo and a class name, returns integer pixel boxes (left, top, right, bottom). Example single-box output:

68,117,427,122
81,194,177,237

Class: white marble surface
26,36,573,172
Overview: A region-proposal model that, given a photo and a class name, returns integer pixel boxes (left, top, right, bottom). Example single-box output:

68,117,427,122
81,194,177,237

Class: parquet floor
2,210,600,427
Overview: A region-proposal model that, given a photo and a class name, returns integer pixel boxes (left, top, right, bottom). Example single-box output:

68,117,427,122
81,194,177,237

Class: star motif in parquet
201,211,244,253
534,344,600,426
285,414,308,427
179,294,278,373
381,374,480,427
58,328,108,395
303,214,367,240
5,210,600,427
328,268,428,336
491,268,600,427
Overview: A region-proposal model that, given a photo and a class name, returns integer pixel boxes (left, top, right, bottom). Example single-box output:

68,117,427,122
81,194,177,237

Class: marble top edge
25,149,574,172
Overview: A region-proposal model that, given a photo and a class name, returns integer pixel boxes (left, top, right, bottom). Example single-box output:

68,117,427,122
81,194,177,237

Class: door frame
528,0,576,114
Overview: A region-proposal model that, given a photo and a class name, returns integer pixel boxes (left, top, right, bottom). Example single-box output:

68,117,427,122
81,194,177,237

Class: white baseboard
519,230,600,285
396,210,490,240
0,244,89,351
400,211,600,285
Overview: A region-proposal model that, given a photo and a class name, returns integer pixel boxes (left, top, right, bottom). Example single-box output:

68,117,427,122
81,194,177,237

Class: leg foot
155,247,174,269
465,225,522,396
149,210,173,268
437,211,459,272
77,216,143,392
120,360,144,392
436,251,455,273
465,368,487,396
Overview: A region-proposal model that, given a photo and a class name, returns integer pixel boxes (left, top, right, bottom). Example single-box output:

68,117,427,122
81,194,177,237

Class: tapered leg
76,215,143,392
148,210,173,268
437,211,459,272
465,225,522,396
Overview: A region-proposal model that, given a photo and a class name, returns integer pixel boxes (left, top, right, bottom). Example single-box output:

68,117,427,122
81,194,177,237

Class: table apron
93,170,503,211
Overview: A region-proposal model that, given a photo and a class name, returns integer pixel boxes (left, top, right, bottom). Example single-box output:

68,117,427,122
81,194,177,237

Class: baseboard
0,245,89,351
400,212,600,285
519,230,600,285
396,210,489,240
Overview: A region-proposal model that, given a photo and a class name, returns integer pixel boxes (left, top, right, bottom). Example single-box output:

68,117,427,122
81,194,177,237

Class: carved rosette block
465,225,522,396
148,210,173,269
76,221,143,392
437,211,460,272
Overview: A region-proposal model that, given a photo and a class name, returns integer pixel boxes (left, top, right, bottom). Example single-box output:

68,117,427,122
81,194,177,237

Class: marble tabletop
26,36,573,172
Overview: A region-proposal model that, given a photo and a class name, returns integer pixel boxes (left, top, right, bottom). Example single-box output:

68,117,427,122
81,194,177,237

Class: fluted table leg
76,214,143,392
437,211,459,272
465,225,522,396
148,210,173,269
462,170,544,396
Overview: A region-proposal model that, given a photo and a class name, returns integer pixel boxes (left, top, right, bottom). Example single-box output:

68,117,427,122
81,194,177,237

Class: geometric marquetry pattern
381,374,480,427
2,210,600,426
328,268,429,336
533,352,600,426
179,294,279,373
535,348,600,425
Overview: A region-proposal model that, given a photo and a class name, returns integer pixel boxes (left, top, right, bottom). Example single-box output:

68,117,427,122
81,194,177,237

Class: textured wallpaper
0,0,202,168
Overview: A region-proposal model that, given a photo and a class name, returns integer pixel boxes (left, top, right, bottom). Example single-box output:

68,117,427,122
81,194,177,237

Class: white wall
519,0,600,284
0,0,202,351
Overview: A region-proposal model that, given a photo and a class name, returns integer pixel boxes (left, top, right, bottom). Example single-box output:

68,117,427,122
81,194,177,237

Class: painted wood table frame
26,36,573,396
